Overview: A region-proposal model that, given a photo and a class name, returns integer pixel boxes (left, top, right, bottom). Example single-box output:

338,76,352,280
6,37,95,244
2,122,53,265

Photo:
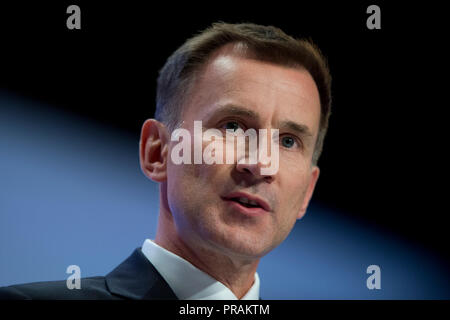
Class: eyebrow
208,104,260,121
207,103,313,139
278,120,314,140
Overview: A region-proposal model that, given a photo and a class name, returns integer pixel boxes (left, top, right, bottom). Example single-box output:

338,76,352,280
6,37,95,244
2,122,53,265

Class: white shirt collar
141,239,260,300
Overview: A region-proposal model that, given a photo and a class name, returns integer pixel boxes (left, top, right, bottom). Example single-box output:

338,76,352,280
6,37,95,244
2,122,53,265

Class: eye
222,121,244,132
280,136,298,149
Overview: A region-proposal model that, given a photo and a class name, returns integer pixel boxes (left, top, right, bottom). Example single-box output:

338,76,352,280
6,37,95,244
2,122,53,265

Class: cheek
166,160,225,210
278,168,310,216
166,161,201,213
165,163,186,213
273,182,307,243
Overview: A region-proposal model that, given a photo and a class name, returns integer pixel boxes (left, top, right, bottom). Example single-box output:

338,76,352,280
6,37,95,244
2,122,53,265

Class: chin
207,227,275,259
192,205,277,258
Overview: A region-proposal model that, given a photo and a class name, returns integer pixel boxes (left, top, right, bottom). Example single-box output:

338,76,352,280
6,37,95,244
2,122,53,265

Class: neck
155,185,259,299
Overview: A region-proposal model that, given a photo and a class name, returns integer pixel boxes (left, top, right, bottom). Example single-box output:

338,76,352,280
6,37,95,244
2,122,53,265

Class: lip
222,199,269,217
222,191,272,215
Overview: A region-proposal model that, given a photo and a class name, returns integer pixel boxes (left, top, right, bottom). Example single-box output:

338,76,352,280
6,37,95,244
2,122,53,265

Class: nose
236,158,274,183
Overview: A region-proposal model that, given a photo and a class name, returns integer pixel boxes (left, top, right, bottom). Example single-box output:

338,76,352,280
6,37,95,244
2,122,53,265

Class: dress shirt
141,239,260,300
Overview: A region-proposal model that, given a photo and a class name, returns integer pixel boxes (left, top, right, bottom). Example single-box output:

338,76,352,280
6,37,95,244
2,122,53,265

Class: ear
296,166,320,220
139,119,170,182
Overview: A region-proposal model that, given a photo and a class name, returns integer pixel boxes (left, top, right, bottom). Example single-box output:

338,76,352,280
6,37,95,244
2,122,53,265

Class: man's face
165,47,321,259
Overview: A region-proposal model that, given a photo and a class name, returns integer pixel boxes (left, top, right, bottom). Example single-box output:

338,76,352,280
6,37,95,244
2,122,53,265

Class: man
0,22,331,300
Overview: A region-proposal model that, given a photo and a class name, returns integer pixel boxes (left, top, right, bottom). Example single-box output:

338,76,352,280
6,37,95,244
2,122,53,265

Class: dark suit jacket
0,248,178,300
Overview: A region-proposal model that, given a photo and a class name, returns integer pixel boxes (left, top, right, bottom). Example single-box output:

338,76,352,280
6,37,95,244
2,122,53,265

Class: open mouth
229,197,262,209
222,191,271,216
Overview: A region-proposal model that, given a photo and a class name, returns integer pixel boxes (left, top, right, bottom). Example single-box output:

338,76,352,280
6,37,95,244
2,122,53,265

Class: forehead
182,46,321,134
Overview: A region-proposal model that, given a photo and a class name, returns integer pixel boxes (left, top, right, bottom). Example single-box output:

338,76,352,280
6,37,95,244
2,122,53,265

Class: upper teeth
238,197,258,206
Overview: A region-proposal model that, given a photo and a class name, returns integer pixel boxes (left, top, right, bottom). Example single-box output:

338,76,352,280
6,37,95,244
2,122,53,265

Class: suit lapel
105,248,178,300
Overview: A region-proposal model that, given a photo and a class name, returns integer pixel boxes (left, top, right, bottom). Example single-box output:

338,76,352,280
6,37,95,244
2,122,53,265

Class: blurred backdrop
1,1,449,298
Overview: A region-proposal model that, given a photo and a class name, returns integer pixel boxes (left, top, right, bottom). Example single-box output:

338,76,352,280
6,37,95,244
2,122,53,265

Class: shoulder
0,276,121,300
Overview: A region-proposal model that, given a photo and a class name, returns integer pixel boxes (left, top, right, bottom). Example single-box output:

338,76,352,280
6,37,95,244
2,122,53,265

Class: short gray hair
155,22,332,164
